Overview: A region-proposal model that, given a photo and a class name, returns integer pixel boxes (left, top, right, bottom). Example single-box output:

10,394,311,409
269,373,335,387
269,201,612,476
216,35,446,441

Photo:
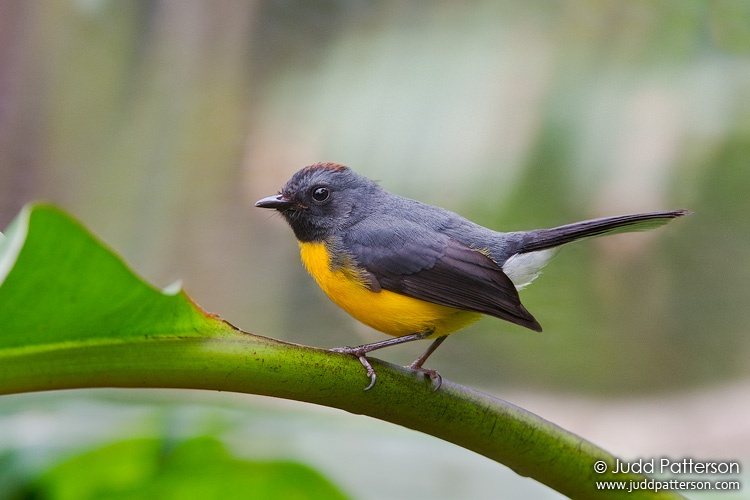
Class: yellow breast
298,241,480,338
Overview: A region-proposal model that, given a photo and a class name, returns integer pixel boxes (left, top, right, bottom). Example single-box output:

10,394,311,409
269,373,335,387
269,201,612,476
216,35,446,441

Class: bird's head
256,162,380,242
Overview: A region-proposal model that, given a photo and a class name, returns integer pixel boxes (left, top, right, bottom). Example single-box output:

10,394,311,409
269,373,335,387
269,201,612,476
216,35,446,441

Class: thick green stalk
0,329,682,500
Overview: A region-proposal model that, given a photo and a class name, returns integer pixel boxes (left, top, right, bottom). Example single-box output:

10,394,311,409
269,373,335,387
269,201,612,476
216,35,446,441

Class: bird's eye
311,186,330,202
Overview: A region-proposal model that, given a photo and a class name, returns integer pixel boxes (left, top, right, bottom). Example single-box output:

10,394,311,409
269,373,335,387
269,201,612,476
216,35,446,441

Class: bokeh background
1,1,749,498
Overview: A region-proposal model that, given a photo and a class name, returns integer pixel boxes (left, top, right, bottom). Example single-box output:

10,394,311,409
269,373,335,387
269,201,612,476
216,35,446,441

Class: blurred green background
1,1,748,498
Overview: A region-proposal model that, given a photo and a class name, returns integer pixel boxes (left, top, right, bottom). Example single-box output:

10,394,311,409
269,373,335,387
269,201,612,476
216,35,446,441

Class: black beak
255,194,293,210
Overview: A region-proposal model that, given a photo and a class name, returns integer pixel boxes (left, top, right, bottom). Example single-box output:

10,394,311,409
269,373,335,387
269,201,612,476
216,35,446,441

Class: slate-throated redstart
256,162,688,390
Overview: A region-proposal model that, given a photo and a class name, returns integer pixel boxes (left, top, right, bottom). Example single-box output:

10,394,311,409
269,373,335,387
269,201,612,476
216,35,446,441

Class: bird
256,162,688,390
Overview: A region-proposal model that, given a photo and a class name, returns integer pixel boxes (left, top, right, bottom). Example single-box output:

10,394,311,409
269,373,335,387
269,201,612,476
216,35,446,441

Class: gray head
255,162,382,242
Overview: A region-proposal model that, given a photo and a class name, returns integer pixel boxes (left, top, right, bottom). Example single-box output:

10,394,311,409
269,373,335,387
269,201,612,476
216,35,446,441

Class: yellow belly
299,242,480,338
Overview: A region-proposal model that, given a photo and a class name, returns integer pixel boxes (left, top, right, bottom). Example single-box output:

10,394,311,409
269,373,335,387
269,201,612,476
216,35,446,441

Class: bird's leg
407,335,448,391
330,331,433,391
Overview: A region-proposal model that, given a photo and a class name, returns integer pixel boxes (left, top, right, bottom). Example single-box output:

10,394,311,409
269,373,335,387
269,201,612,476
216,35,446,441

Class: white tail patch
502,249,557,290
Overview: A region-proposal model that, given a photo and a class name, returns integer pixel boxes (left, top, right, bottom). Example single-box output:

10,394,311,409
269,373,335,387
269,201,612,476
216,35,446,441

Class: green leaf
20,436,349,500
0,204,683,499
0,204,230,352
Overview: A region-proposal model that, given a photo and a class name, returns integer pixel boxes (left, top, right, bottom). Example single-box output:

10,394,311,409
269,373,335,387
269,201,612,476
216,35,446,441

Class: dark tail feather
516,209,690,254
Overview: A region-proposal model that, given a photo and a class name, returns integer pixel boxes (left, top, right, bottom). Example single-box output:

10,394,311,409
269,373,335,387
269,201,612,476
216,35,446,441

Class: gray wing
343,218,541,331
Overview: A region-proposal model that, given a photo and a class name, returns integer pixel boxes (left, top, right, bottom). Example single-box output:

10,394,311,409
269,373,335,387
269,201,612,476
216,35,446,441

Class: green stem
0,330,683,500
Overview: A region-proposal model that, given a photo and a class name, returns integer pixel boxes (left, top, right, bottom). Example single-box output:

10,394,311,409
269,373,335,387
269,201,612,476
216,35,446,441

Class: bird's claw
407,363,443,391
330,346,378,391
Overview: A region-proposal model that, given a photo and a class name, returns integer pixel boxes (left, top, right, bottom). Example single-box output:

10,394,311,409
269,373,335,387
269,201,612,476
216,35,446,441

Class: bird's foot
330,346,377,391
406,362,443,391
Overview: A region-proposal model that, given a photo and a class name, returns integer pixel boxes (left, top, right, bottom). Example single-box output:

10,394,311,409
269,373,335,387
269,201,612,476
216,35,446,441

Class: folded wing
344,219,542,331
